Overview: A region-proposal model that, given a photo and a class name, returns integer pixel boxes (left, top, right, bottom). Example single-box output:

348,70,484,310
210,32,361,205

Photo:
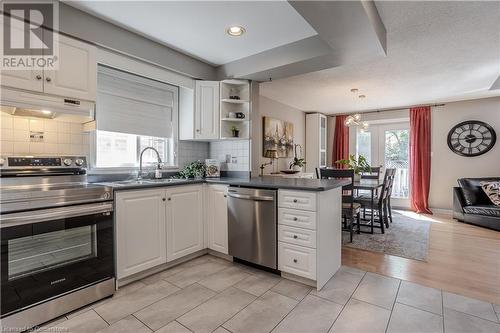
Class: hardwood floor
342,211,500,304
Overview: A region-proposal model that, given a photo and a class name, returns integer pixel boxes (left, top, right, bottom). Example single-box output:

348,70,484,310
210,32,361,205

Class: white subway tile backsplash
29,142,44,154
43,119,58,132
209,139,250,171
58,133,71,144
44,143,59,155
1,141,14,154
1,129,13,141
13,118,29,130
44,131,58,144
57,122,71,133
1,117,87,157
29,119,44,132
14,142,30,154
70,134,83,145
13,130,30,142
1,116,13,129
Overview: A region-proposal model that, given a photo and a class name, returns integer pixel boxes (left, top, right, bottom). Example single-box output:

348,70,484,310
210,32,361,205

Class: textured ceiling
66,1,317,65
260,1,500,114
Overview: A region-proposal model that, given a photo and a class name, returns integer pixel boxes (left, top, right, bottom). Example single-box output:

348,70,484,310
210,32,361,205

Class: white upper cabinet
0,17,44,92
1,27,96,101
207,185,229,254
43,34,97,101
180,81,220,140
115,188,167,279
166,185,204,261
195,80,220,140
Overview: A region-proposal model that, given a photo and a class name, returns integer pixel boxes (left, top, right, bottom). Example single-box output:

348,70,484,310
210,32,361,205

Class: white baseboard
430,208,453,216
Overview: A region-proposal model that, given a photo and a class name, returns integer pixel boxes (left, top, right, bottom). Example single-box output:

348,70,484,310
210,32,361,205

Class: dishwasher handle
226,192,274,201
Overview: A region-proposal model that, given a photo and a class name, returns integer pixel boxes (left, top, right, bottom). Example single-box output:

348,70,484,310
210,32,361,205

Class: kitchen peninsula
102,176,349,290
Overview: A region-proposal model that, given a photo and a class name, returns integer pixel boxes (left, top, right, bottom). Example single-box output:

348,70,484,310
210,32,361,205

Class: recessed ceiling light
350,88,358,93
226,26,245,37
359,95,366,99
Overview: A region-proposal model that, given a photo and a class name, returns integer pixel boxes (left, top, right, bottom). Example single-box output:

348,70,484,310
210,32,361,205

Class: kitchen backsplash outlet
0,113,89,156
210,140,250,171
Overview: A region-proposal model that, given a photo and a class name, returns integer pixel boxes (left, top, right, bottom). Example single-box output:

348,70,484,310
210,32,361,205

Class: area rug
342,210,431,261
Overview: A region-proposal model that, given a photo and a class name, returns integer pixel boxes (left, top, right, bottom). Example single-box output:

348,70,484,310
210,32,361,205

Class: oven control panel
0,156,87,168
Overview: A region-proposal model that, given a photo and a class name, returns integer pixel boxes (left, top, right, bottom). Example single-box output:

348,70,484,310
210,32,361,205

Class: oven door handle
0,202,113,228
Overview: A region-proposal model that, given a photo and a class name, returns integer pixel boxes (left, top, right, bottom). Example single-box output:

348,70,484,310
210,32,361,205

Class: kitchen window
94,65,178,169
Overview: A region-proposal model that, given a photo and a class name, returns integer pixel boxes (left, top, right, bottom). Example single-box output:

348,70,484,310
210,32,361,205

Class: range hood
0,88,94,122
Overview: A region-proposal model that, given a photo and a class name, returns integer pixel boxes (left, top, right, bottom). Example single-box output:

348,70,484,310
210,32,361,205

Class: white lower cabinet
116,188,166,279
166,185,204,261
278,242,317,280
207,185,229,254
115,184,204,279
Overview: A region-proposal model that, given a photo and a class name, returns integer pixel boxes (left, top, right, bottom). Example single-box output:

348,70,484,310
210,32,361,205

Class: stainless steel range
0,156,115,330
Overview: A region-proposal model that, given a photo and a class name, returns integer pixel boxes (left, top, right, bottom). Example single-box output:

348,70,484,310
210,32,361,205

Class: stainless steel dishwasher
227,187,277,269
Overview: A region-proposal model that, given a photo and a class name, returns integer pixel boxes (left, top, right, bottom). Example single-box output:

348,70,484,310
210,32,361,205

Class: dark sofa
453,177,500,231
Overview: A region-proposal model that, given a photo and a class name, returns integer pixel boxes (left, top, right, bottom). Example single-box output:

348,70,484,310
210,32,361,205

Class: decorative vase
354,173,361,182
292,165,302,172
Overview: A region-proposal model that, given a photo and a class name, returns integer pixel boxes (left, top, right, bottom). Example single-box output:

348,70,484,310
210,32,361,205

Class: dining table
352,178,384,234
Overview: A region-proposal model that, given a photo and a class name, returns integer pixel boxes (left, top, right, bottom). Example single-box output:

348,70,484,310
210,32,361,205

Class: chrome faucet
138,147,162,179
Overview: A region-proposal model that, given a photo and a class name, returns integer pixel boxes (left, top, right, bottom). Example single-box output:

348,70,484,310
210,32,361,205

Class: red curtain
333,115,349,168
409,106,432,214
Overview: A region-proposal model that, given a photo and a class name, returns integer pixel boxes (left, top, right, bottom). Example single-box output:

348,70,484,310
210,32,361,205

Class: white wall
253,96,306,174
430,97,500,210
347,96,500,210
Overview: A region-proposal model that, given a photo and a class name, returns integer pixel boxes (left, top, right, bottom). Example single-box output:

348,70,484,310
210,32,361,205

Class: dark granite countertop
94,176,349,192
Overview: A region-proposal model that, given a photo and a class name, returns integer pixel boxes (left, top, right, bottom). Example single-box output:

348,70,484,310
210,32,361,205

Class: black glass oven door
1,203,114,317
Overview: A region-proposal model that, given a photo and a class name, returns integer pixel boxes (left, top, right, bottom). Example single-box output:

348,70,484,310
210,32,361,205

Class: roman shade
96,65,178,138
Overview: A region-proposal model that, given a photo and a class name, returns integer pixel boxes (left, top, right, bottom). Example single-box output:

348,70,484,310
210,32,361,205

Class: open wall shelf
220,80,250,140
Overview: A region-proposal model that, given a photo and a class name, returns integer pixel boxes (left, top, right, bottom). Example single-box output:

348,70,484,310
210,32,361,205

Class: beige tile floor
38,255,500,333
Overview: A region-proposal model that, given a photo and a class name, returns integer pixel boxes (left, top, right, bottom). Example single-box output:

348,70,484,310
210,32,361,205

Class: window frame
89,70,179,173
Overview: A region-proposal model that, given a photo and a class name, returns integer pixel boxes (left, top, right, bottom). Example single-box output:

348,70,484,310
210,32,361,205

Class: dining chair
361,166,382,180
317,168,360,242
385,168,396,224
354,168,396,233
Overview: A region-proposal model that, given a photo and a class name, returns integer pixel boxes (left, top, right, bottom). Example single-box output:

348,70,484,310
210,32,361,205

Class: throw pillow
481,181,500,206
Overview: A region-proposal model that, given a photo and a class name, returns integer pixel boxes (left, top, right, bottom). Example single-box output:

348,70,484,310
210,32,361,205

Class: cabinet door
195,80,220,139
0,16,43,92
207,185,228,254
43,34,97,101
166,185,204,261
116,189,166,279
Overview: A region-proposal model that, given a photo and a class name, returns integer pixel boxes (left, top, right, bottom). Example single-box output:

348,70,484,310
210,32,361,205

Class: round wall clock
447,120,496,157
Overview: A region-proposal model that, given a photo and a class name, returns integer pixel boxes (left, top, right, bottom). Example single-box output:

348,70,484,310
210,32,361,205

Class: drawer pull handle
293,235,298,239
293,199,298,203
293,217,298,221
293,259,298,263
162,198,166,202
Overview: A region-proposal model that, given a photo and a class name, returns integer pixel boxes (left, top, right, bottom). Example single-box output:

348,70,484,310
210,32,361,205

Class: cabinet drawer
278,208,317,230
278,225,316,249
278,190,316,211
278,242,316,280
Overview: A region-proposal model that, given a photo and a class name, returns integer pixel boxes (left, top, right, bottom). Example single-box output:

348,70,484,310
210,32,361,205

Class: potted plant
230,126,239,138
335,154,371,181
289,144,306,172
177,160,206,179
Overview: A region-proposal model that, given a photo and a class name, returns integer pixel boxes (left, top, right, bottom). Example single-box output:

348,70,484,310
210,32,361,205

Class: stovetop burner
0,155,113,214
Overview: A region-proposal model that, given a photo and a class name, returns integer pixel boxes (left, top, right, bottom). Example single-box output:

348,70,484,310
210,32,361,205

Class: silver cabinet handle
46,77,52,82
293,217,298,221
36,75,42,80
226,193,274,201
293,199,298,203
293,235,298,239
293,259,298,263
1,202,113,228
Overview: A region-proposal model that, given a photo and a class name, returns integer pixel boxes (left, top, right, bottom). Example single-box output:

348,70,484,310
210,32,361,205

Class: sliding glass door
356,122,410,207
